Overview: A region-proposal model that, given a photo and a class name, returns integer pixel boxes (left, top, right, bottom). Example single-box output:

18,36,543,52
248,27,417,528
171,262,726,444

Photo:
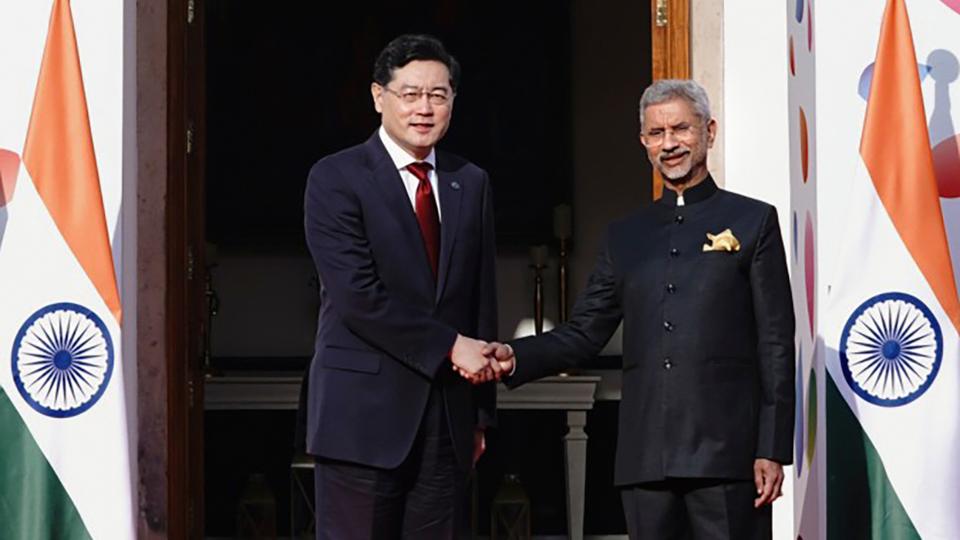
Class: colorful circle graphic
789,36,796,76
799,107,809,183
806,367,817,465
795,344,804,476
941,0,960,16
0,149,20,207
933,135,960,198
804,212,815,339
792,211,798,261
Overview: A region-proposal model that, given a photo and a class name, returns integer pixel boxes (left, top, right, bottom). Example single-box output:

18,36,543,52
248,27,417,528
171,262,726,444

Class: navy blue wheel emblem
11,302,114,418
839,292,942,407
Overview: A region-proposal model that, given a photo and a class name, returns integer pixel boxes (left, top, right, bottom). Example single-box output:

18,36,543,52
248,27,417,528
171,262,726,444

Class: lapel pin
450,181,461,190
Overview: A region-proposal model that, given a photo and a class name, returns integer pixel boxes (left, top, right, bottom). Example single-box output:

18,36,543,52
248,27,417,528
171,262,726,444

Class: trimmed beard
654,133,708,185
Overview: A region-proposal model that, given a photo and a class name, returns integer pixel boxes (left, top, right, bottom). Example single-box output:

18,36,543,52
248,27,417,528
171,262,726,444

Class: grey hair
638,79,712,131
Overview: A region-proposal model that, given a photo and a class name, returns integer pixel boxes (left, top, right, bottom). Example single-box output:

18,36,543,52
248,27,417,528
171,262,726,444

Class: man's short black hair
372,34,461,91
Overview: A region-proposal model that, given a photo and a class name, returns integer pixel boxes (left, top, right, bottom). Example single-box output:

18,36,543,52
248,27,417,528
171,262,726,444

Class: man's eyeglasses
383,86,453,106
639,123,700,147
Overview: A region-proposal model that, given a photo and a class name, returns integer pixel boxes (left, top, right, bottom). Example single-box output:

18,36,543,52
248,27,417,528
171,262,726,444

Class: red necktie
407,162,440,279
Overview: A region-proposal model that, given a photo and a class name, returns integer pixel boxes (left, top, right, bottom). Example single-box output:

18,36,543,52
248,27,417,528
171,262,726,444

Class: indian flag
0,1,134,538
822,0,960,538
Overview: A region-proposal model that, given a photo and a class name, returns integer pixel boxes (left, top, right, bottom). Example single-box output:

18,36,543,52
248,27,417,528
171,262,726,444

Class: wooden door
650,0,692,199
168,0,208,537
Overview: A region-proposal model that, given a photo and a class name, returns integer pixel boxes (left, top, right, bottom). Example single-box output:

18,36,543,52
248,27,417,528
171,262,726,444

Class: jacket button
663,321,674,332
669,248,679,257
663,358,673,370
666,283,676,294
675,215,684,224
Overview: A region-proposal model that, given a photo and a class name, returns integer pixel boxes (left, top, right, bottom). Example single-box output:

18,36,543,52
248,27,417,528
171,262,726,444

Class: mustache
658,148,690,161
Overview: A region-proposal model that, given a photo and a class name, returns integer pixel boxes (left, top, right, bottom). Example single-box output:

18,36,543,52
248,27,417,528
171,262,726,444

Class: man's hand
482,342,516,376
451,334,496,382
753,458,784,507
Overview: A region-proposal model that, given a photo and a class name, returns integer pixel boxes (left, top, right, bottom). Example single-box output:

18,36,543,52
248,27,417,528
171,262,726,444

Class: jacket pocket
322,346,382,374
699,250,747,274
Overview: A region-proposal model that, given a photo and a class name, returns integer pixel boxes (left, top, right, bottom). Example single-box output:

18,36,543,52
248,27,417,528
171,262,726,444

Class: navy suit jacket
507,177,795,485
303,133,498,470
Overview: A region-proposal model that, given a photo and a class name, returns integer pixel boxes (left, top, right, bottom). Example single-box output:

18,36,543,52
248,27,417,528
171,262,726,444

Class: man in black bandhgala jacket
487,79,795,540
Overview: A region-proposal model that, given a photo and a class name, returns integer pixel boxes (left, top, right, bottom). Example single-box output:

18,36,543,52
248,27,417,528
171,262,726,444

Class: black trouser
314,386,466,540
621,478,772,540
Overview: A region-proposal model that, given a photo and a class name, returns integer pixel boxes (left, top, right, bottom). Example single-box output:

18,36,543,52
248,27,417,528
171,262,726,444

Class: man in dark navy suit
303,34,498,539
486,80,795,539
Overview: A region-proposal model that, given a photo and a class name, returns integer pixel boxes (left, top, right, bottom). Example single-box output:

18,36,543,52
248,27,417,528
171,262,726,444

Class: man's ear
706,118,718,149
371,83,384,114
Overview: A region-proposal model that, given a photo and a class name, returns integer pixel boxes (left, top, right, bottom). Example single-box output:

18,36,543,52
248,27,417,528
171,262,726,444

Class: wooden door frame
136,0,205,537
137,1,692,537
135,0,171,536
651,0,692,199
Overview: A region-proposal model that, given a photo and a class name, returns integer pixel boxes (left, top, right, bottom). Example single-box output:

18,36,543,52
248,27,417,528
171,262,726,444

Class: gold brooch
702,229,741,252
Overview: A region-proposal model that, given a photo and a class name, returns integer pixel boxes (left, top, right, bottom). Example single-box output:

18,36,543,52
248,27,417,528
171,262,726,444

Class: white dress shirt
378,126,442,221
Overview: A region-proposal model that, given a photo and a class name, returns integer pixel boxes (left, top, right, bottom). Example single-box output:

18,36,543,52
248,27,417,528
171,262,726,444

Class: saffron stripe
21,0,121,323
859,0,960,333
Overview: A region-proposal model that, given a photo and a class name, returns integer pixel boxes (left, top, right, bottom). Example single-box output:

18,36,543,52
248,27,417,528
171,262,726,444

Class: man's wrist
506,343,517,377
448,333,463,361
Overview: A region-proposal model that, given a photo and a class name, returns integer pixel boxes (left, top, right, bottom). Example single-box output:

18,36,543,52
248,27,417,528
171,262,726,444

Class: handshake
449,334,516,384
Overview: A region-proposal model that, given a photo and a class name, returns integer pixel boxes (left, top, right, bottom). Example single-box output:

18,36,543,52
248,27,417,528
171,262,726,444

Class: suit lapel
435,154,462,303
363,135,436,286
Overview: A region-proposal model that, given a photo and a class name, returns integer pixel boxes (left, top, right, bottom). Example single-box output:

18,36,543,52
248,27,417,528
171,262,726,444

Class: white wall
692,0,725,186
722,2,795,539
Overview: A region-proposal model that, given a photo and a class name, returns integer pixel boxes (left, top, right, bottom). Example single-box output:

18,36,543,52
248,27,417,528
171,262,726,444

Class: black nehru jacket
507,176,795,486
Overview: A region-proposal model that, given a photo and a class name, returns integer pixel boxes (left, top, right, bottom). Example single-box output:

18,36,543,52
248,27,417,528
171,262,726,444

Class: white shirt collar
378,126,436,171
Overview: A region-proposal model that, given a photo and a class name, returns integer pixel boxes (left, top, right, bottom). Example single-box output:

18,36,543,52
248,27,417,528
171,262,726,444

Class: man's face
371,60,454,159
641,98,716,184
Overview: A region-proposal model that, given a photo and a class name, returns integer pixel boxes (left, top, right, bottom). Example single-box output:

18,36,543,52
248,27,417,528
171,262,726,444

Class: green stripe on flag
0,388,91,540
827,375,920,540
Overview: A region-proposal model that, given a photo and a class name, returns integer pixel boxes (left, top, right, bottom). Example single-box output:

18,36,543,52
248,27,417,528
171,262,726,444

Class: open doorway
164,1,690,537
